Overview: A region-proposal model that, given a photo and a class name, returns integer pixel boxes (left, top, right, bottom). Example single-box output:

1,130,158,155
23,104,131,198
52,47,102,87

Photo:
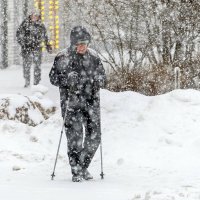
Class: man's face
76,43,88,55
31,14,39,22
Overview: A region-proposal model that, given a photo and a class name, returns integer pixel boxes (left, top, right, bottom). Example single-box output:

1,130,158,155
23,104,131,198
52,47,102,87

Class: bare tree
63,0,200,92
0,0,8,69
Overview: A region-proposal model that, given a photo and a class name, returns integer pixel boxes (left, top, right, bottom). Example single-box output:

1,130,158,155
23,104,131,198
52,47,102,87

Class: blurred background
1,0,200,95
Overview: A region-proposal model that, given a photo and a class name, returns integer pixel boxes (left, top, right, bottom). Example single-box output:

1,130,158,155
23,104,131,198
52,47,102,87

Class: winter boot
82,169,93,180
72,174,83,182
24,80,30,88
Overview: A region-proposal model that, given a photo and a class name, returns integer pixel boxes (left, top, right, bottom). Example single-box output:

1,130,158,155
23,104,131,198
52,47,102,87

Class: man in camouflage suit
16,11,52,87
49,26,106,182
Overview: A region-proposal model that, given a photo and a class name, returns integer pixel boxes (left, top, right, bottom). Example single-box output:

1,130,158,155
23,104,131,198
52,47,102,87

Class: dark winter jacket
49,47,106,117
16,16,50,55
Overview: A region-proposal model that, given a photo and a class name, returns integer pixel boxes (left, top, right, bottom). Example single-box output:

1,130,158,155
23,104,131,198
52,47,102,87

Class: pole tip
51,173,55,180
100,172,105,179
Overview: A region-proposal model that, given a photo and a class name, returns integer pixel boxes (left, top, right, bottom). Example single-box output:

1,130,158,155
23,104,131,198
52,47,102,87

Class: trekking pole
99,96,105,179
100,138,104,179
51,100,69,180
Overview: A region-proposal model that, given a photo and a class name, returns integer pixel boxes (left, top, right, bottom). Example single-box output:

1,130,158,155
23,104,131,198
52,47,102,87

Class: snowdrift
1,89,200,200
0,93,56,126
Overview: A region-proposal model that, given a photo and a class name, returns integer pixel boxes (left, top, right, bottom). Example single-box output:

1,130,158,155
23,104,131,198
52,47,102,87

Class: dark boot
72,174,83,182
71,163,83,182
24,79,30,88
82,169,93,180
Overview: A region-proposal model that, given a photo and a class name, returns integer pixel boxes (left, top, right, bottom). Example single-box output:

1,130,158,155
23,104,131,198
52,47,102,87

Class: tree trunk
162,19,171,65
23,0,28,18
1,0,8,69
173,40,183,67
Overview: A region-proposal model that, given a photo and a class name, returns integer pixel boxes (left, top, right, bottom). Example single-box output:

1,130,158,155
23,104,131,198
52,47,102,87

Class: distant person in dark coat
49,26,106,182
16,11,52,87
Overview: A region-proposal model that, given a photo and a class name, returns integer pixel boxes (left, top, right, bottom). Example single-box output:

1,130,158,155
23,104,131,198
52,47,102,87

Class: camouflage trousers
22,50,42,85
64,102,101,176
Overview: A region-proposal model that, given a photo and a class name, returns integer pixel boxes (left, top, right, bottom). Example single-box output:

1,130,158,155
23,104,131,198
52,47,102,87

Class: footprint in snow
117,158,124,166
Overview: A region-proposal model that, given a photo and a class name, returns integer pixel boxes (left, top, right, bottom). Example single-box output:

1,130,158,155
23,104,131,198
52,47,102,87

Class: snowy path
1,65,200,200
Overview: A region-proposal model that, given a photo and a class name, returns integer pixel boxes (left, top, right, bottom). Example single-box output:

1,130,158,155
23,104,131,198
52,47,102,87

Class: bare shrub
179,58,200,90
106,65,174,96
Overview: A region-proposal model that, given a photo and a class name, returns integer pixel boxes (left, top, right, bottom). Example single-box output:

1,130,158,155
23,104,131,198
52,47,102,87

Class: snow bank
101,89,200,168
0,93,56,126
1,88,200,200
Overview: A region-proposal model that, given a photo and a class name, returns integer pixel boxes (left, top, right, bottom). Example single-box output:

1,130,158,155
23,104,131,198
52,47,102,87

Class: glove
46,44,53,54
58,74,68,87
67,72,79,91
93,75,105,91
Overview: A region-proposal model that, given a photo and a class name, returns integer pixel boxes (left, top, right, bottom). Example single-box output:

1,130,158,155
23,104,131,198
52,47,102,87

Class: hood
70,26,91,46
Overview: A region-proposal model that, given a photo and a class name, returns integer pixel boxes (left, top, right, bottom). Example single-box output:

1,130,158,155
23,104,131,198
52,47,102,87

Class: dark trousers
65,101,101,176
22,50,42,85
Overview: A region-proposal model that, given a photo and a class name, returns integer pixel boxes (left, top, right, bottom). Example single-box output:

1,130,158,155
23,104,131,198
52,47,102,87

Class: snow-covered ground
1,64,200,200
